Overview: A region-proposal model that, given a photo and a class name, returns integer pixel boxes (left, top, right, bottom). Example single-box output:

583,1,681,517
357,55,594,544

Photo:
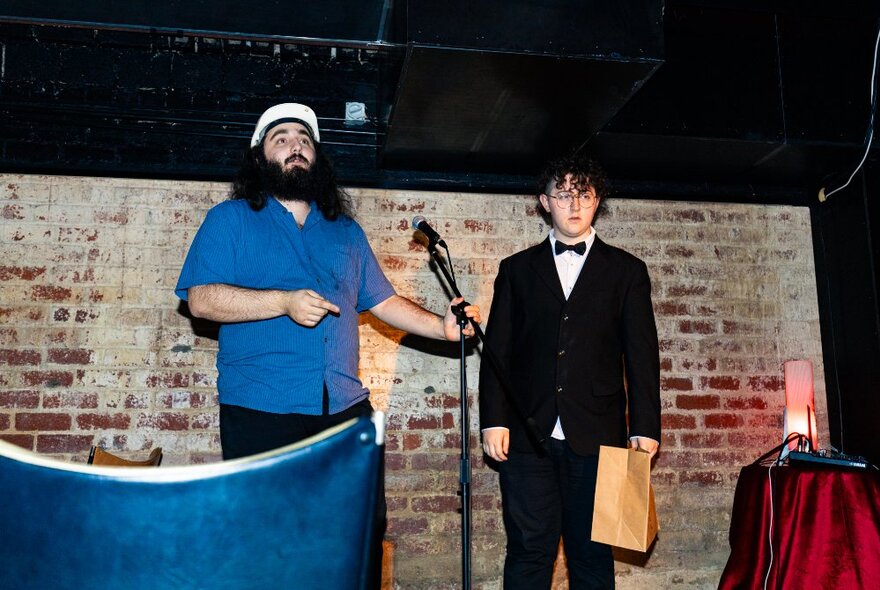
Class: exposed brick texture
0,174,827,589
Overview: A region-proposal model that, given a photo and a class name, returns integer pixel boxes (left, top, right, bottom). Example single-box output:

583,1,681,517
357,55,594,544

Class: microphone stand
423,238,546,590
424,238,474,590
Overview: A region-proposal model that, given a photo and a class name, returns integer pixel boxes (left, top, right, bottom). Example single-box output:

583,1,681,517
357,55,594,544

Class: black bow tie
554,241,586,256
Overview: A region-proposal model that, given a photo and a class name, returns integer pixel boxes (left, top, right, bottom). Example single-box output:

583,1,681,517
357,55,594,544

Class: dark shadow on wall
176,300,220,341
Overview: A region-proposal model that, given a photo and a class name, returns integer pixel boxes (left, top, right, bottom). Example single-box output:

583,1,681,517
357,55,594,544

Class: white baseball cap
250,103,320,147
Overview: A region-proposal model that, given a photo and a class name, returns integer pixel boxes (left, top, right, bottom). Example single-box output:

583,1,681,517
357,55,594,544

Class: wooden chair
88,446,163,467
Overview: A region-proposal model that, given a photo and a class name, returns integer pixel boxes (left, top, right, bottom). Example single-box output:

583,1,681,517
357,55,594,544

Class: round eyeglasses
548,192,598,207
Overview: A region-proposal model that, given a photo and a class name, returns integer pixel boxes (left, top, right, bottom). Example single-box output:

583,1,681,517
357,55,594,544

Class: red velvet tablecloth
719,464,880,589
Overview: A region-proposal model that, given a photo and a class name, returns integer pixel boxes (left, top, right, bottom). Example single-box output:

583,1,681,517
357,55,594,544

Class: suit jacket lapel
530,238,566,303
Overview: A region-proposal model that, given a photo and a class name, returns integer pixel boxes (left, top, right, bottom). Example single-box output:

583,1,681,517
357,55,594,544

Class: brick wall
1,174,825,588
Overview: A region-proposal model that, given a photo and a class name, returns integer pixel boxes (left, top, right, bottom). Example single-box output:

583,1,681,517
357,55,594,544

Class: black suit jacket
478,237,661,456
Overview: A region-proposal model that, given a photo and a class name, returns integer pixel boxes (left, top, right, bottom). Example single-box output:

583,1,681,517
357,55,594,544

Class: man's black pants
219,394,384,589
499,438,614,590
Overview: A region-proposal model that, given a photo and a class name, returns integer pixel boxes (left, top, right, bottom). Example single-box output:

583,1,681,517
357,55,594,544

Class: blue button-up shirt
176,197,395,414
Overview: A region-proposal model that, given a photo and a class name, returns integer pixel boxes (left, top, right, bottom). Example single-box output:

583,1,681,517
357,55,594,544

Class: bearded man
176,103,480,459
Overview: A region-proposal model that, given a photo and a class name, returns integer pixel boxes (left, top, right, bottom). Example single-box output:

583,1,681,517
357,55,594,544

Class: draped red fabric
719,464,880,589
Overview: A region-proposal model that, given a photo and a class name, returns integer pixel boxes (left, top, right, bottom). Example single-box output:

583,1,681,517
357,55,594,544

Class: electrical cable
763,464,776,590
820,21,880,202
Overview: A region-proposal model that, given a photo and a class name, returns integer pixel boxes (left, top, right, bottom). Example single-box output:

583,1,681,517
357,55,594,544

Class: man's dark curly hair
536,151,609,223
230,142,352,220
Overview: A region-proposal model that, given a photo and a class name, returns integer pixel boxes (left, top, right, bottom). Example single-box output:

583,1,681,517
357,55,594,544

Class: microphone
412,215,446,247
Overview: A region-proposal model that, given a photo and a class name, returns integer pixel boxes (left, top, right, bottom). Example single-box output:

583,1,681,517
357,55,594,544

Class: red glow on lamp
783,360,818,452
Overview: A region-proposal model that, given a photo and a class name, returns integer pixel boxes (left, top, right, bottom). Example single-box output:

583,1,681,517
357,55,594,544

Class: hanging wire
819,21,880,202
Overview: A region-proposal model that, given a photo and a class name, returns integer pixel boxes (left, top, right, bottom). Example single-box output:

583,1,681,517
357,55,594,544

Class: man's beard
260,157,319,202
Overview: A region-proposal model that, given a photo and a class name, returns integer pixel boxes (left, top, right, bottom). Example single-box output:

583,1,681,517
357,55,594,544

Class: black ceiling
0,1,878,204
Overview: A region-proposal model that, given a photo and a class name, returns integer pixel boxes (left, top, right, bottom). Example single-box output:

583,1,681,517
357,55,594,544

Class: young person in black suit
479,153,661,589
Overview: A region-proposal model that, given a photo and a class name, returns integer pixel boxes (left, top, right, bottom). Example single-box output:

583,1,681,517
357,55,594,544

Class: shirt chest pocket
319,245,359,300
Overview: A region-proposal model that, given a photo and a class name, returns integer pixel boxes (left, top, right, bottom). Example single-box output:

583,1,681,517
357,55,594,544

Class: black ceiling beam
0,0,397,49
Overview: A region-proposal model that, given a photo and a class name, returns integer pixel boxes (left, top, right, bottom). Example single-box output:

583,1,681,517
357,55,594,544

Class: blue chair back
0,414,383,590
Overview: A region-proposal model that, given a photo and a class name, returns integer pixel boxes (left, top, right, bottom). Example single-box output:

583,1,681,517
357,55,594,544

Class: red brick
675,394,720,410
652,471,677,486
387,517,429,535
386,495,408,512
0,434,34,450
700,376,740,391
681,433,726,448
0,266,46,281
678,320,716,335
411,453,457,471
76,413,131,430
22,371,75,388
662,414,697,429
36,434,93,454
411,495,461,513
722,320,757,335
747,414,783,429
679,471,724,486
16,412,72,431
192,372,214,387
705,450,754,466
385,453,407,471
407,415,442,430
463,219,493,233
725,395,769,410
379,256,409,271
665,245,695,258
384,432,400,452
662,378,694,392
403,433,422,451
660,357,673,371
0,390,40,408
728,431,782,449
656,301,688,316
747,376,785,392
30,285,72,302
659,339,693,353
145,372,190,388
47,348,93,365
191,413,219,429
660,433,678,448
442,412,455,429
655,451,702,469
42,392,99,409
137,412,188,431
704,414,744,429
424,394,460,409
472,494,499,511
681,357,718,371
667,285,707,297
669,209,706,223
0,413,8,430
0,349,41,365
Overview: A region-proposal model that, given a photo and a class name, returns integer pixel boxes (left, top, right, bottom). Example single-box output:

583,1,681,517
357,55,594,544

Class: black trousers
499,438,614,590
219,393,384,590
219,394,373,460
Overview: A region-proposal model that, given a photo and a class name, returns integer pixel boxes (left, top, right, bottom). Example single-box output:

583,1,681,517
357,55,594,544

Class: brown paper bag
590,445,659,552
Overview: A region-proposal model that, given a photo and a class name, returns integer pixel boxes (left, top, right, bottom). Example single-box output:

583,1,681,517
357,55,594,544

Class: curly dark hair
536,151,609,223
230,142,352,220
